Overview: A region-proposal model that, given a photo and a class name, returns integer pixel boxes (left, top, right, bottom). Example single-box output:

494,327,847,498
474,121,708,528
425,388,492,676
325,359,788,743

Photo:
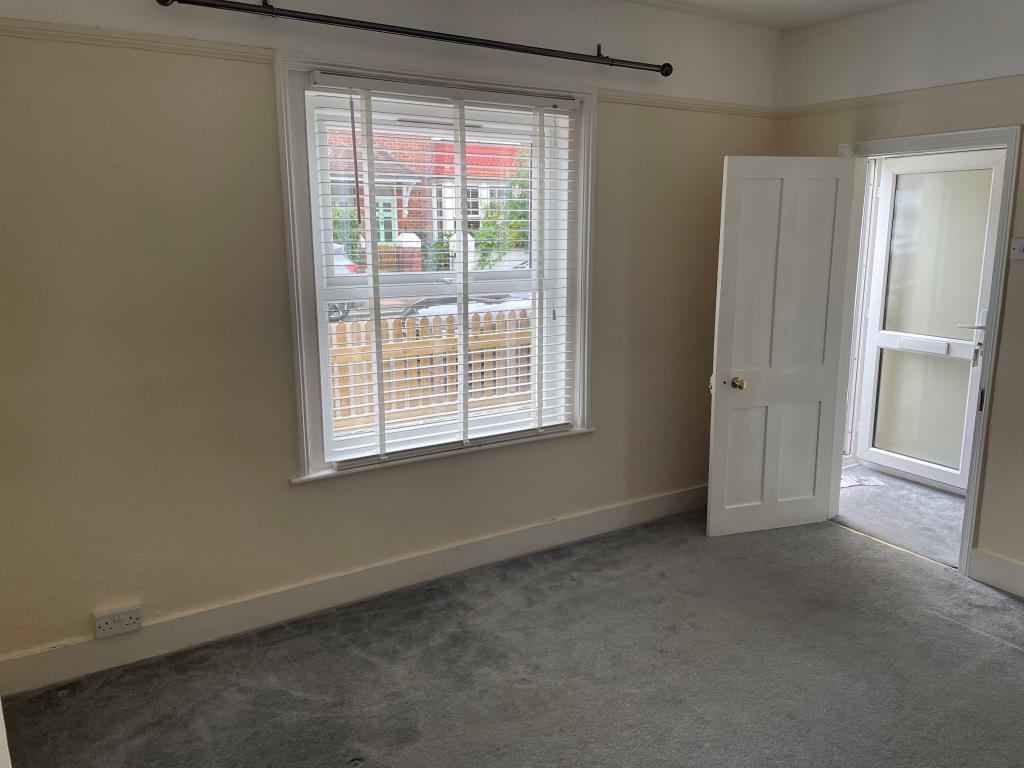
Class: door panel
708,156,862,536
857,150,1006,489
884,169,991,340
725,406,767,507
773,178,838,367
777,401,822,501
731,179,783,371
874,349,971,469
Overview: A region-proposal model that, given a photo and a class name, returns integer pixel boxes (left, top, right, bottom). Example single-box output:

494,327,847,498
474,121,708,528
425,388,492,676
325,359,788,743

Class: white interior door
708,157,863,536
856,150,1005,490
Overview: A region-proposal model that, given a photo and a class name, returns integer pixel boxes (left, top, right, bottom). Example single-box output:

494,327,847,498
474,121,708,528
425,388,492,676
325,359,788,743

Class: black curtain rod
155,0,674,76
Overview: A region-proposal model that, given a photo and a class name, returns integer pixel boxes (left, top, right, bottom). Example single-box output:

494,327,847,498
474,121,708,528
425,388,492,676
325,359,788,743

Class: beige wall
0,30,780,659
0,0,784,106
782,76,1024,565
781,0,1024,106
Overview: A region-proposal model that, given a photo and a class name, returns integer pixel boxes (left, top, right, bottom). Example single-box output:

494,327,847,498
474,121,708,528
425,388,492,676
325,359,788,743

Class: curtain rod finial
156,0,176,6
660,63,673,77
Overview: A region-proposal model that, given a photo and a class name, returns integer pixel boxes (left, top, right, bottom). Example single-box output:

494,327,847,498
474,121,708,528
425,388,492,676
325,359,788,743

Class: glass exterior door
857,151,1005,489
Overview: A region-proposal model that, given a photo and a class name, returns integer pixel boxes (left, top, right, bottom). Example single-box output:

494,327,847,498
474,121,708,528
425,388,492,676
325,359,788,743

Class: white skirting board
968,547,1024,598
0,485,706,696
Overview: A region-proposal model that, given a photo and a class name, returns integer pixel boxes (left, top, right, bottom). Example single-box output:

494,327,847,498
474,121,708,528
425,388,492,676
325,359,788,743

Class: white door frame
856,149,1005,490
840,127,1021,575
842,160,880,462
0,698,11,768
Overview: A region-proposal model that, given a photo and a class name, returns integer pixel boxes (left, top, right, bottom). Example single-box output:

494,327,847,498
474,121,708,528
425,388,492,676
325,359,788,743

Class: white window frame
277,58,595,482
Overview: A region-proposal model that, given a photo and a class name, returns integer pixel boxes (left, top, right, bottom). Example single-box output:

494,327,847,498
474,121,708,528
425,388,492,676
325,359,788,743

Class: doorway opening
839,132,1019,570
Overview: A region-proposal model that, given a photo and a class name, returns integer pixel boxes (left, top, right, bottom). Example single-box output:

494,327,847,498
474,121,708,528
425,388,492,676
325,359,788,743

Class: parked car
399,294,532,321
327,244,360,321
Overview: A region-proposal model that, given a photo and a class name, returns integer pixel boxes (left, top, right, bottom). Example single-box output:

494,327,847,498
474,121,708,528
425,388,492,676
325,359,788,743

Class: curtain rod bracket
155,0,674,77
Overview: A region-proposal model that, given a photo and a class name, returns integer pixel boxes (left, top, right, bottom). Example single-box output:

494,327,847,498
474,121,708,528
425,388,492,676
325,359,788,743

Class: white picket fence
329,309,533,432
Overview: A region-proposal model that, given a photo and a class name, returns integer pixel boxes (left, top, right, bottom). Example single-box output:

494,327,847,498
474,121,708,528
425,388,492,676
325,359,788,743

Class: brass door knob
731,377,747,390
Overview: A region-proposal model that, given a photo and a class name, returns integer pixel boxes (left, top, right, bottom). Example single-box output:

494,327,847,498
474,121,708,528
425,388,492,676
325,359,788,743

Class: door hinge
978,387,986,413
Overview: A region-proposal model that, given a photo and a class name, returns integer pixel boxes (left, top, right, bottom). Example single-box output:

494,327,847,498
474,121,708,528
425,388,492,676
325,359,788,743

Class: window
466,186,482,229
433,183,446,237
286,70,591,473
375,196,398,243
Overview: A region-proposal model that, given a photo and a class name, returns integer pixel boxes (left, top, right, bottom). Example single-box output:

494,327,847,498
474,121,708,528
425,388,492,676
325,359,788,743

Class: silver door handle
957,323,986,330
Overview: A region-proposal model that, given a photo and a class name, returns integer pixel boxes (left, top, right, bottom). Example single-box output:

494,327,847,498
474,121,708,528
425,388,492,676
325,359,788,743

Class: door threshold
829,518,958,571
856,459,966,497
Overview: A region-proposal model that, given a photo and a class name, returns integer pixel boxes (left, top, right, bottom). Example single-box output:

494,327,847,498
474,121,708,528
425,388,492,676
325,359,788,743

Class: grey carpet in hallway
6,511,1024,768
837,464,965,566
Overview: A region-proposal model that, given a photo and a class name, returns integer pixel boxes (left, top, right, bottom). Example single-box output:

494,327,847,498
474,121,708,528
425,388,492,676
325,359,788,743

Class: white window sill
290,426,594,485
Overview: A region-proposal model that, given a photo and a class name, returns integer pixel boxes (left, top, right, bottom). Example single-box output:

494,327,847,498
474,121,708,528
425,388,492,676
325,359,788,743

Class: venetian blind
306,81,581,465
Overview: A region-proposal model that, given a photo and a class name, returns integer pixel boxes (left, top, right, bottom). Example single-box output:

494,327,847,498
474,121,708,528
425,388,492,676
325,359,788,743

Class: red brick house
324,129,522,246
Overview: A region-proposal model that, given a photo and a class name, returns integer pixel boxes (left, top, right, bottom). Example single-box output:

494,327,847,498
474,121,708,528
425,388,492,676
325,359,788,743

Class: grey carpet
6,511,1024,768
836,464,964,567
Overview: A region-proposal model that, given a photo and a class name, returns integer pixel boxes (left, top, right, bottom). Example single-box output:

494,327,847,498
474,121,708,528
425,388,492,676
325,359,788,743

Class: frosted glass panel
884,169,992,341
873,350,970,469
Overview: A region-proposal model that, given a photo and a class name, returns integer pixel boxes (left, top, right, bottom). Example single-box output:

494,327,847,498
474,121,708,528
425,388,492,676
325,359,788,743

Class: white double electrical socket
94,605,142,638
1011,237,1024,260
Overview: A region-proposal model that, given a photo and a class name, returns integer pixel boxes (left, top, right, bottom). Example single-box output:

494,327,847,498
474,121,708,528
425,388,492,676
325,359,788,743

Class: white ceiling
621,0,918,29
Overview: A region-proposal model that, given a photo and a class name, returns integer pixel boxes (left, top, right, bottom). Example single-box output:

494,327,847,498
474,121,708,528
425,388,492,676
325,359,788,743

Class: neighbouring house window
466,186,481,230
433,184,446,238
375,197,398,243
290,72,590,470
